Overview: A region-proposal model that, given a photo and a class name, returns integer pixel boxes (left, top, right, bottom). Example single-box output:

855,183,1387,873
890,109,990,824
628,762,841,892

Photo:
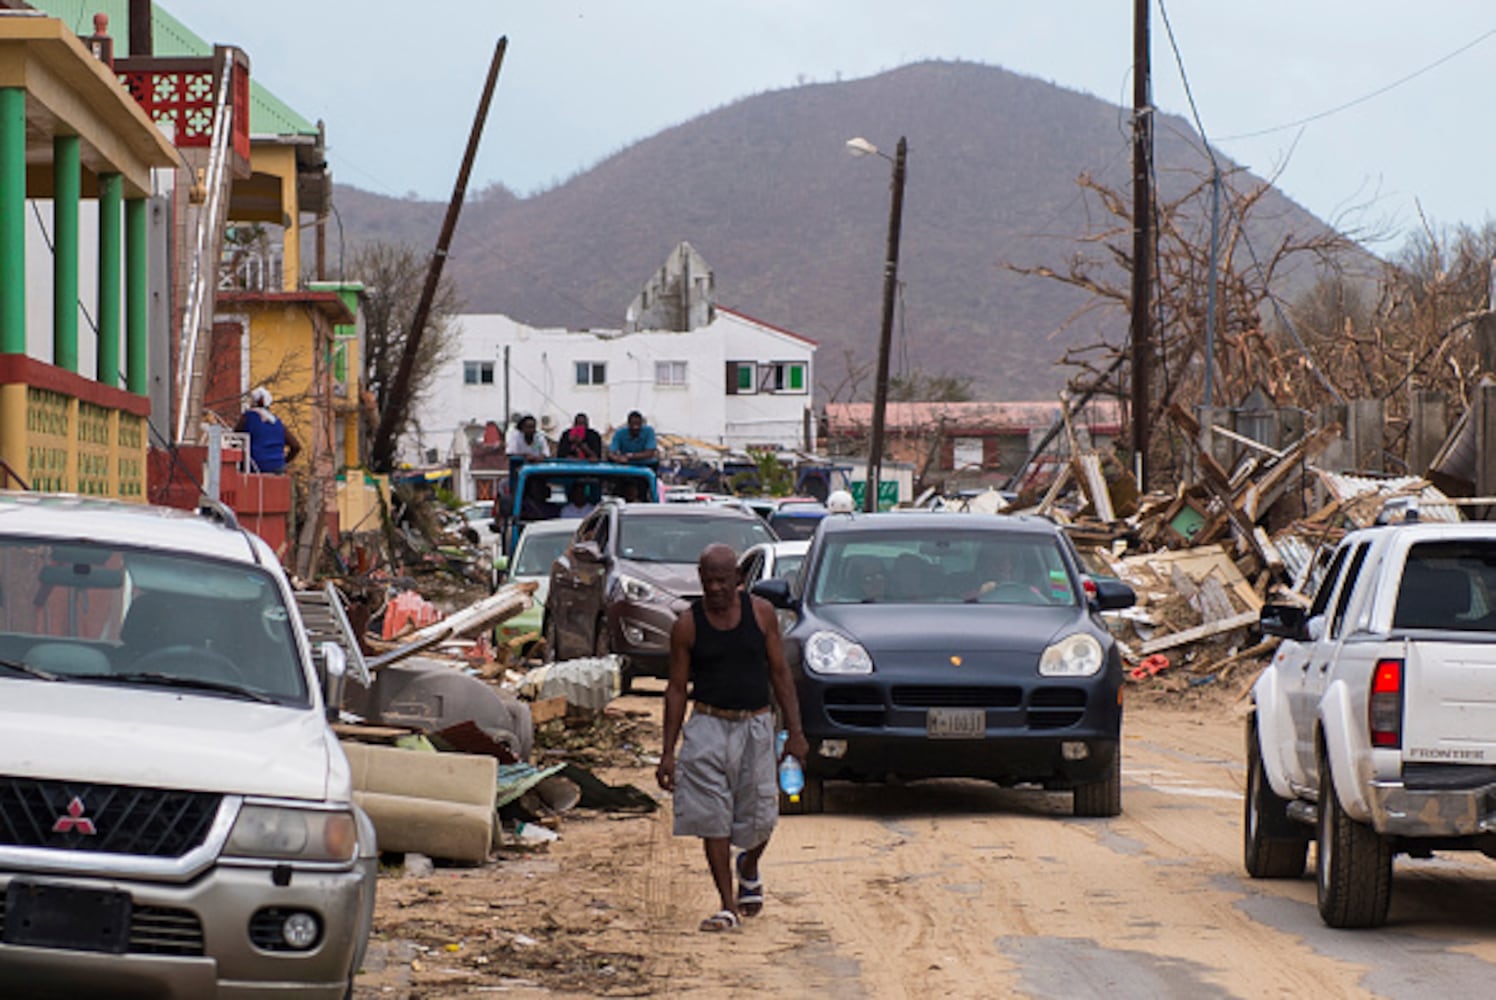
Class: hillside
330,61,1348,399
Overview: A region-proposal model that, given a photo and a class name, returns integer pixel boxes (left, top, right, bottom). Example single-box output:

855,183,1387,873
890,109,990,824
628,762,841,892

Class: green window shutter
789,364,804,390
737,364,753,390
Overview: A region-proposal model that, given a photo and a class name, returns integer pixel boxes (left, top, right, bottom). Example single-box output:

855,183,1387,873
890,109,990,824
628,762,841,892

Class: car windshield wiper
0,657,61,682
99,672,275,703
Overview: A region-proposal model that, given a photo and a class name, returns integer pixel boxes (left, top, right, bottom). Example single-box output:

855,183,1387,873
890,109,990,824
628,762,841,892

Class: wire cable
1216,28,1496,143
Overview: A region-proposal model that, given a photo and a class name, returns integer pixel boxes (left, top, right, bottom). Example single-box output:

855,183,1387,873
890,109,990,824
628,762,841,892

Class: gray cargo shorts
672,711,778,848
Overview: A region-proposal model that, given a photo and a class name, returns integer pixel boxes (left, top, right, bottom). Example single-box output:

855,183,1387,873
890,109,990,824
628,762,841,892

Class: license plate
926,707,985,739
3,881,131,954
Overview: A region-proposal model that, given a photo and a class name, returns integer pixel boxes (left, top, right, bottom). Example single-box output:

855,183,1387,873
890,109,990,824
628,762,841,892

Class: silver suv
0,493,377,997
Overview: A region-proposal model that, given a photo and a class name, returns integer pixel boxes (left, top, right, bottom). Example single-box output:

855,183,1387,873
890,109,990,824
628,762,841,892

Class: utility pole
370,36,507,472
1129,0,1152,489
865,136,907,512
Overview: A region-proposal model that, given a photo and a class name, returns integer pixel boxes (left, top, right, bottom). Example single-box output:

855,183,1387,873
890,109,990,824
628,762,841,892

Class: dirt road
355,683,1496,998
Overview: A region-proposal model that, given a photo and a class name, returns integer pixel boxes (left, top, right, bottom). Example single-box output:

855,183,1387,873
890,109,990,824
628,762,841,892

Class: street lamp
845,135,907,512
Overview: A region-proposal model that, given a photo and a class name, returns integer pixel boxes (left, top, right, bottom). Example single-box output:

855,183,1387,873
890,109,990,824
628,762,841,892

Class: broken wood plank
1138,611,1258,655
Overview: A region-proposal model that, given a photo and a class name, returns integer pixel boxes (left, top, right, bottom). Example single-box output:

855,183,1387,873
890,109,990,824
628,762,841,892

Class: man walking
657,544,808,932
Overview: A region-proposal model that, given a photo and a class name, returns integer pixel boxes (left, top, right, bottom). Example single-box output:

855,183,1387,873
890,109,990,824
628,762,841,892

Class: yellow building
0,14,177,497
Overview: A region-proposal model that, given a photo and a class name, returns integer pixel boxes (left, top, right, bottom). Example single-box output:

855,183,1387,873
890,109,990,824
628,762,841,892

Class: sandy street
355,681,1496,999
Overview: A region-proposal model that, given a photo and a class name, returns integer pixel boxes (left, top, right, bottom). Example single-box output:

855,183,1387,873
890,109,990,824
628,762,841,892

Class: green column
125,198,148,395
53,135,80,372
0,88,24,354
97,172,122,387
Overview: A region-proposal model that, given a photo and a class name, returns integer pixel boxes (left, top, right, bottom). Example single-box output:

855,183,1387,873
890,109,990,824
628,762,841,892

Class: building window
655,360,688,386
725,360,756,395
761,361,807,394
575,361,606,386
464,361,494,385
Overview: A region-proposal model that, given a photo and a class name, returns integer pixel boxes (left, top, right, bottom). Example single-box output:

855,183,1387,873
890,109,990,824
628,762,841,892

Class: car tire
1244,718,1309,878
1072,747,1122,817
1316,743,1393,928
541,615,559,664
780,774,824,815
594,616,632,694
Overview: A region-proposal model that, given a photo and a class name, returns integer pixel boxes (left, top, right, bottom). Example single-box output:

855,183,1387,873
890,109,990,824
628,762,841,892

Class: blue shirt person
234,387,302,474
608,411,658,467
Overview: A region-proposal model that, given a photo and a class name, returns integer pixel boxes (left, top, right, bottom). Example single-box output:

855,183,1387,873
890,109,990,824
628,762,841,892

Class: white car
0,492,377,996
737,539,810,589
494,518,582,652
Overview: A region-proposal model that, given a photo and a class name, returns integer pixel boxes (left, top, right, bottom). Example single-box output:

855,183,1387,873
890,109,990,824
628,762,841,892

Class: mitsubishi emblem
52,796,97,835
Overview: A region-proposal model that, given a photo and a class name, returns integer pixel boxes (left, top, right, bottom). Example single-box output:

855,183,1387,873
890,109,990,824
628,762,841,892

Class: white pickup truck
1247,516,1496,927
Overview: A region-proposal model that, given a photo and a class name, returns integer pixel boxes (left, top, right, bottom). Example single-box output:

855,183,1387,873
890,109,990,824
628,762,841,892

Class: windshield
776,553,806,582
811,531,1077,606
513,528,576,576
0,537,308,704
618,515,774,564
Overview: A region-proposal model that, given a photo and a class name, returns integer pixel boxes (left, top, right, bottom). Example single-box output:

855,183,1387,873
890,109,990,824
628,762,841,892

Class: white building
409,307,818,498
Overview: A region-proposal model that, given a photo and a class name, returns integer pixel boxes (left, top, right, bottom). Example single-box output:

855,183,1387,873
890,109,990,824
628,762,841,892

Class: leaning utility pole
865,137,907,513
1129,0,1152,489
369,36,507,472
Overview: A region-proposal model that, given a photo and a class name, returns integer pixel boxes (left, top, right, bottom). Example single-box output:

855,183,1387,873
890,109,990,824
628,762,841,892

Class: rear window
768,512,824,541
811,531,1076,606
1392,541,1496,631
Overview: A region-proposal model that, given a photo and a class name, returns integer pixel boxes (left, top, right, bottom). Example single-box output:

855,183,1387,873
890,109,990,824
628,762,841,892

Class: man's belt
693,702,772,721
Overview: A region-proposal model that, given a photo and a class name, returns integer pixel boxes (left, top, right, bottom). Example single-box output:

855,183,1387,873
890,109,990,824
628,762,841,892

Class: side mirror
1090,577,1136,611
1259,603,1310,642
752,577,795,609
492,552,509,586
320,641,348,722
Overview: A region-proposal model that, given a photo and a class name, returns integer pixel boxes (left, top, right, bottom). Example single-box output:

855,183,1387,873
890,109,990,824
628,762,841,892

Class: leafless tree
355,242,463,466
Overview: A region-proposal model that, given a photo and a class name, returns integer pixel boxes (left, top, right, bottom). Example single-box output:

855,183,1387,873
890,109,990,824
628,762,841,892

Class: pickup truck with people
1246,511,1496,927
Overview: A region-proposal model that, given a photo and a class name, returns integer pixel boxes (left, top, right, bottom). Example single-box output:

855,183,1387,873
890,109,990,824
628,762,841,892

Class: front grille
0,777,220,857
0,895,203,956
891,685,1022,709
1027,687,1087,730
823,685,884,728
130,905,205,955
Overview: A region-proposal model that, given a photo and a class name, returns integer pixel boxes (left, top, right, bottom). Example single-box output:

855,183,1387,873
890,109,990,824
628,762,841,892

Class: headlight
1039,633,1104,677
226,805,359,862
804,630,873,675
617,574,657,602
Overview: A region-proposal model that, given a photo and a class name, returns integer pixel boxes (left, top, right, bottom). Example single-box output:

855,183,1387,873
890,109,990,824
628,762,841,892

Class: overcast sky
150,1,1494,250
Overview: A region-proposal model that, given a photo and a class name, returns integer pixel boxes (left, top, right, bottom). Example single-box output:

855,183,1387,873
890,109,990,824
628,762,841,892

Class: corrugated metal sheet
1313,471,1461,525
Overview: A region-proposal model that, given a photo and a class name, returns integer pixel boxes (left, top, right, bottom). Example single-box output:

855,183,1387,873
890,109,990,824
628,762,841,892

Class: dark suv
545,501,774,687
754,512,1135,814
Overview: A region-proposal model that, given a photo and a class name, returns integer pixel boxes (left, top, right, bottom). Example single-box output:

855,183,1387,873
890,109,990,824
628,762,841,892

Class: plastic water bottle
778,755,805,802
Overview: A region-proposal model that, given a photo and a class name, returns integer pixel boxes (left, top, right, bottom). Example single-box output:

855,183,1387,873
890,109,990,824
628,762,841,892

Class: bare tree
355,242,463,466
1006,166,1365,479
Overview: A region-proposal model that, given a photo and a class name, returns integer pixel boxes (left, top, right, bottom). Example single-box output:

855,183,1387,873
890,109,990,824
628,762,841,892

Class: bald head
698,543,739,612
699,543,737,574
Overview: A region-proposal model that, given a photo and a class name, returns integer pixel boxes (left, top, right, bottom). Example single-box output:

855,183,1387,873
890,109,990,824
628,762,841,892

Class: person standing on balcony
235,387,301,474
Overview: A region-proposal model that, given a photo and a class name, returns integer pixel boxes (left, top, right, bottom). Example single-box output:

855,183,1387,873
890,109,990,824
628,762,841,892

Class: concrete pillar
53,135,80,372
1477,312,1496,375
1317,402,1349,472
1408,390,1446,476
0,88,24,354
97,172,122,386
125,197,148,395
1346,399,1384,473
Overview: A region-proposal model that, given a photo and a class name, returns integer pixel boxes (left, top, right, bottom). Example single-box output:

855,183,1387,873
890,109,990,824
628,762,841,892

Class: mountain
330,61,1346,400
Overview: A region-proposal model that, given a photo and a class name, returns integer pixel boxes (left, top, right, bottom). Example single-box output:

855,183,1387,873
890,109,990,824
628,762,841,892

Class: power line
1156,0,1344,405
1215,27,1496,143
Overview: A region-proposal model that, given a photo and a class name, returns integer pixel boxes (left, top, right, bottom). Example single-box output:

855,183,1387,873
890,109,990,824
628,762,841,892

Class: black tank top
689,591,771,711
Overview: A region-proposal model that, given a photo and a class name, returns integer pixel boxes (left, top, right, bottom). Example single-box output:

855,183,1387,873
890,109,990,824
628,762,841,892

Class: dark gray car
545,501,774,689
754,512,1135,815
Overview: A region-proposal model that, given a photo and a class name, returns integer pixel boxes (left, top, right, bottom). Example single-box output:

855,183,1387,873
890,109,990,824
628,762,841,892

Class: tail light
1369,658,1403,748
